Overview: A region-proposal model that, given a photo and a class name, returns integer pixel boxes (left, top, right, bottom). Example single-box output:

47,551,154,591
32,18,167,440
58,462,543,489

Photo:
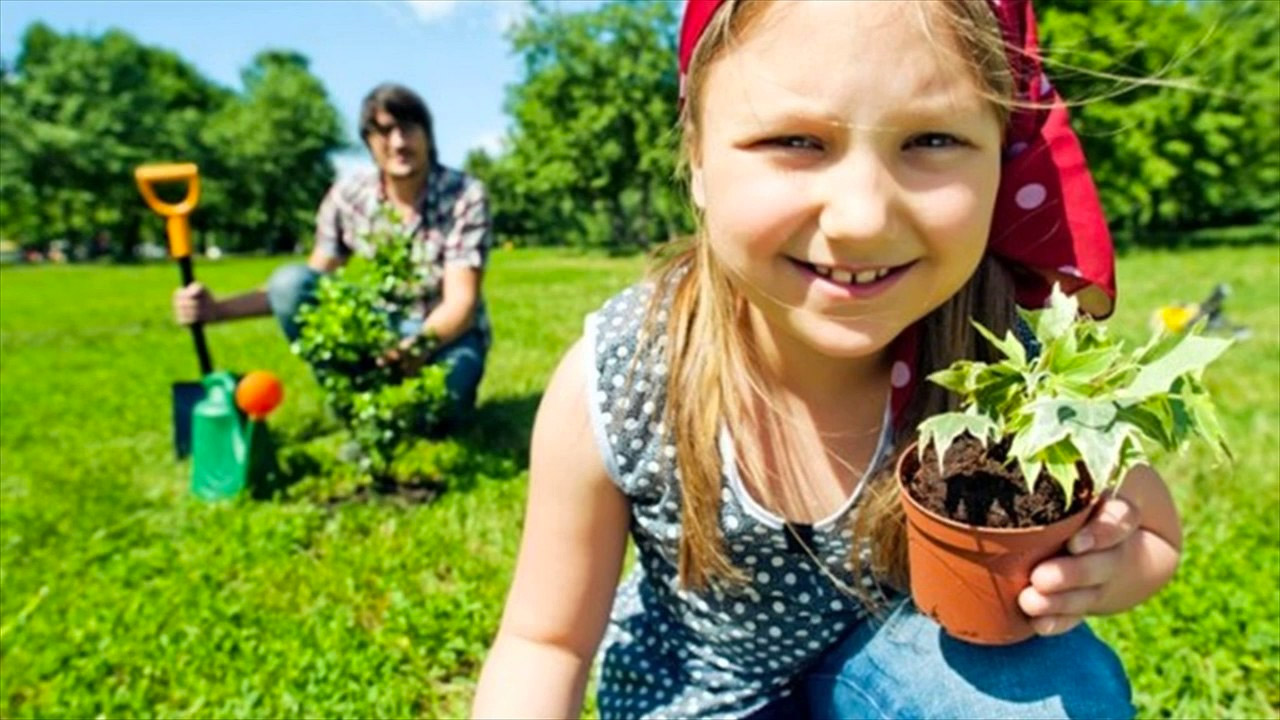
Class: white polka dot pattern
1015,182,1048,210
890,360,912,389
585,283,893,718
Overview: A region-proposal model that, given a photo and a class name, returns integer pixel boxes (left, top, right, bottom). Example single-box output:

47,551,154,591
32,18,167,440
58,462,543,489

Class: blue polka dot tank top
585,283,895,719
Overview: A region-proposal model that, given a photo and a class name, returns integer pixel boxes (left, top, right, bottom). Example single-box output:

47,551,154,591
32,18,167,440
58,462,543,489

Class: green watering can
191,370,282,500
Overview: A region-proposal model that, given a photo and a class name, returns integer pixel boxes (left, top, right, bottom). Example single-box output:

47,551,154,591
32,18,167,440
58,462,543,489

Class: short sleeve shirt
313,164,491,344
585,283,896,719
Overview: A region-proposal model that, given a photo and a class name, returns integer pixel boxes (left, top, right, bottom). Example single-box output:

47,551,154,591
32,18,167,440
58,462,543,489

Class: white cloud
494,0,532,33
404,0,459,24
371,0,458,30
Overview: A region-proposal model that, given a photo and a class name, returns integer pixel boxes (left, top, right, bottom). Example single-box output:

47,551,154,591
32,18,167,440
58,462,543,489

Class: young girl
474,1,1180,717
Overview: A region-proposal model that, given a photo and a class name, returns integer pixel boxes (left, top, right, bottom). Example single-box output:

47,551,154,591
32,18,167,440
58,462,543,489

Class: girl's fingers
1068,497,1140,554
1029,614,1084,637
1018,585,1101,618
1030,544,1123,593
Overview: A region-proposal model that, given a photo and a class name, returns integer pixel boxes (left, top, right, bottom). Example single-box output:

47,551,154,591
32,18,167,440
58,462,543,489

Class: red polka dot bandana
677,0,1117,427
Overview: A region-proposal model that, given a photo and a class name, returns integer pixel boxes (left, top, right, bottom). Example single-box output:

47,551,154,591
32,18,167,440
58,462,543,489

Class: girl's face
691,0,1003,366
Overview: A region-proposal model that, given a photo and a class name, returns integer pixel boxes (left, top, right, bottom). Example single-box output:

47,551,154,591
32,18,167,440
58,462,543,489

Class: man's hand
1018,493,1142,636
376,334,433,375
173,282,220,325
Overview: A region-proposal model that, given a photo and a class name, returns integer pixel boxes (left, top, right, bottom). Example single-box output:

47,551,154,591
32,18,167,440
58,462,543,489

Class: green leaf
1053,345,1123,385
1008,398,1107,460
917,412,999,473
926,363,981,395
1018,457,1044,491
1041,441,1082,501
1182,388,1232,463
1072,422,1132,489
1121,334,1232,400
1010,398,1125,488
1036,284,1080,342
972,321,1028,367
1116,404,1174,451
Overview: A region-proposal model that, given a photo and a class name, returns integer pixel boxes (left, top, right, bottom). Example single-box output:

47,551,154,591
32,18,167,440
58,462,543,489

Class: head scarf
676,0,1116,425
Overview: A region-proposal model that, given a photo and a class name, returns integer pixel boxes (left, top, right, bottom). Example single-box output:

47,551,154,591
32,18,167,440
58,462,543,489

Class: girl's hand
1017,494,1141,636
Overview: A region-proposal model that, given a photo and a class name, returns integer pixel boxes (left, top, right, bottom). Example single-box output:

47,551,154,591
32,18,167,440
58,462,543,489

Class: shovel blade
172,381,205,459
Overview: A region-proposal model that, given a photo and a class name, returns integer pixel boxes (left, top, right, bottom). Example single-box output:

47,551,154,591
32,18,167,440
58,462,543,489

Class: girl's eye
905,133,964,150
763,136,824,152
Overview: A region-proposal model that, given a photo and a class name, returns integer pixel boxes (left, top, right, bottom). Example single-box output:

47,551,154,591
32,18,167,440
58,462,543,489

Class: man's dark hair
359,83,439,168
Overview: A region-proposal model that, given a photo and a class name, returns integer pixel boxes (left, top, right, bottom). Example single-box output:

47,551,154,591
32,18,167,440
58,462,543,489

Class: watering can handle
135,163,213,375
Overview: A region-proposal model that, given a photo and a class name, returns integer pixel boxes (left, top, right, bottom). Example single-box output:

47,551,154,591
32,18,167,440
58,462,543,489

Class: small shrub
292,210,449,479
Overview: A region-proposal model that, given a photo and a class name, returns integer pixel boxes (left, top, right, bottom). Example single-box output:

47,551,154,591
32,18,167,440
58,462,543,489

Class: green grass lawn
2,245,1277,718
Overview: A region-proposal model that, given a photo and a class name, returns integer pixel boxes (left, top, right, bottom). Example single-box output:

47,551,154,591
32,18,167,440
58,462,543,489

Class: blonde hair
643,0,1021,596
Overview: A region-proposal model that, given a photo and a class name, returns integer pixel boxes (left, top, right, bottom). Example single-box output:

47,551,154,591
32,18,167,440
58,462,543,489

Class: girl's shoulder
588,281,659,334
584,280,672,374
583,281,674,497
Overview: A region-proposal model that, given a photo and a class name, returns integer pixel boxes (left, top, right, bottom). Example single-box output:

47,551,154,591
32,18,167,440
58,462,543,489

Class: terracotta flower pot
897,443,1096,645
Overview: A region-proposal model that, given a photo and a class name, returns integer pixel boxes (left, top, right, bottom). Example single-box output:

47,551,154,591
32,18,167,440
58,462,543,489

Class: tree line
2,1,1276,258
468,0,1278,250
0,24,344,258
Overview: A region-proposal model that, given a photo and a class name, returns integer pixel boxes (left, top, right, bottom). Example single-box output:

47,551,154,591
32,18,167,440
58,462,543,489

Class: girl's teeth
804,260,896,286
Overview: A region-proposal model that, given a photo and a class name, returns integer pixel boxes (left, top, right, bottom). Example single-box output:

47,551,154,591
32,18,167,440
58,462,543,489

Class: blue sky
0,0,601,178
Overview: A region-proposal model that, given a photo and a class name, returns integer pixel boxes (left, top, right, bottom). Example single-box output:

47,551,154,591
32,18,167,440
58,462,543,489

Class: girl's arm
1019,464,1182,635
472,338,631,718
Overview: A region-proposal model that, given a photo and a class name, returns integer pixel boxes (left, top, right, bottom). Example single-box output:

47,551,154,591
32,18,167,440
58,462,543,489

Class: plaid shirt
313,165,491,345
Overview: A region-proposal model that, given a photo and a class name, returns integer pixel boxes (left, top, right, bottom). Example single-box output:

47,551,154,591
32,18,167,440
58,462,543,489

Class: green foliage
293,213,447,477
198,50,347,253
465,0,694,250
0,25,344,255
0,247,1275,717
1037,0,1280,243
918,286,1232,501
468,0,1278,252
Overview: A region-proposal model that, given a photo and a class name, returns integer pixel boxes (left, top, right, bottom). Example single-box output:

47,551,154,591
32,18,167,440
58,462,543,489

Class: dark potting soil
905,435,1094,528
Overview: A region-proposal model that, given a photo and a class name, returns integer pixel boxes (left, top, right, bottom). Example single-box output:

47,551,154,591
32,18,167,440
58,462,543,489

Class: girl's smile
785,256,915,301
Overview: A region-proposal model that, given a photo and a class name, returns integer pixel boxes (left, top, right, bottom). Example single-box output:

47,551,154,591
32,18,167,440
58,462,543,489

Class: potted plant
899,285,1231,645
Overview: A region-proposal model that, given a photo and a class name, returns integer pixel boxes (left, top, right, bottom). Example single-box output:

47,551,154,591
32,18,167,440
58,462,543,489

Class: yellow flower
1157,304,1199,333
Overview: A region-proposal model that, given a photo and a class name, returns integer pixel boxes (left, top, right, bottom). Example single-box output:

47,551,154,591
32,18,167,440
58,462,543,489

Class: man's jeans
266,263,487,420
753,599,1134,719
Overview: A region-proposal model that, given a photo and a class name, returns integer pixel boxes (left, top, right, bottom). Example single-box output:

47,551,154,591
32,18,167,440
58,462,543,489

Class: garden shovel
134,163,213,458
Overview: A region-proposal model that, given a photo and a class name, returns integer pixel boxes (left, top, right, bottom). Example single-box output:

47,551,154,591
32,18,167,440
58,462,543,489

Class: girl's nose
817,150,893,244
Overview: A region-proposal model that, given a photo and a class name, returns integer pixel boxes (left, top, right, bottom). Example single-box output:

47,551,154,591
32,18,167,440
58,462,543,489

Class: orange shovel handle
135,163,201,258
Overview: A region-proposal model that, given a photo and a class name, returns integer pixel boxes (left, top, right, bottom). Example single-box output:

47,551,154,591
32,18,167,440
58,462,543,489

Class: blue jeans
266,263,488,419
753,599,1134,719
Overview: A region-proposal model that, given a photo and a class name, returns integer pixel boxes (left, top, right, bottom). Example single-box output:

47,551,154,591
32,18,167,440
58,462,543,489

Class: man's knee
267,264,319,315
266,264,320,341
432,334,487,424
443,347,485,411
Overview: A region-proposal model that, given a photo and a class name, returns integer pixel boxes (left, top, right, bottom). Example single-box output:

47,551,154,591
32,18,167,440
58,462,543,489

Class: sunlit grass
1,244,1275,718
